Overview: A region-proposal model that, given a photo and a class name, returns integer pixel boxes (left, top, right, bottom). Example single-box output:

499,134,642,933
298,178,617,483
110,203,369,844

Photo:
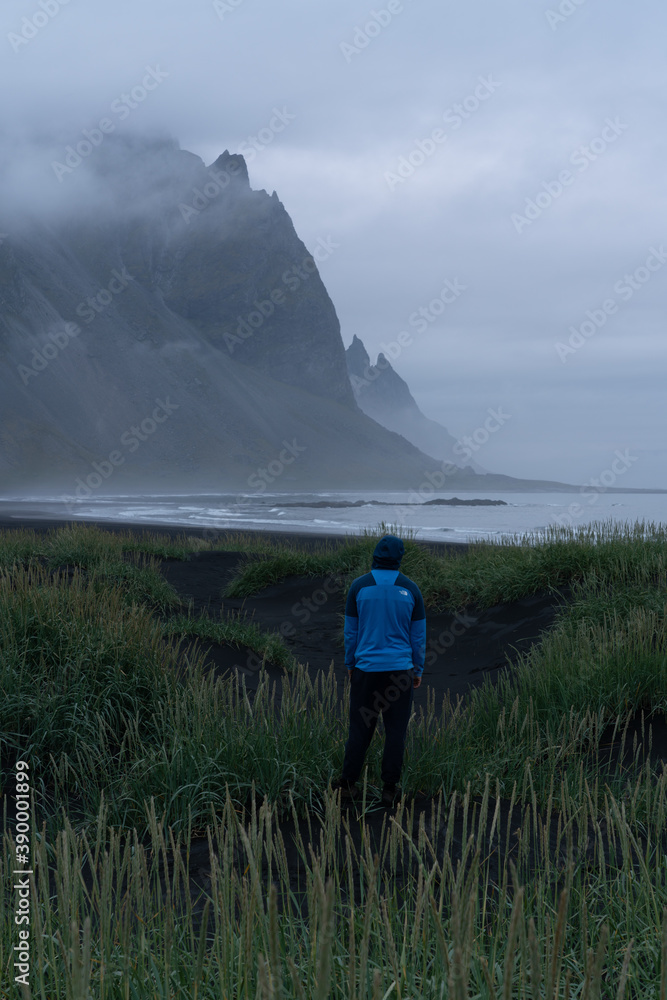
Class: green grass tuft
2,518,667,996
163,612,296,671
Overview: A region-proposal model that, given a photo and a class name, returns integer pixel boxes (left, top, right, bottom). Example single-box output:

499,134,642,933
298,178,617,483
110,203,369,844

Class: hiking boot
381,783,401,807
331,778,359,801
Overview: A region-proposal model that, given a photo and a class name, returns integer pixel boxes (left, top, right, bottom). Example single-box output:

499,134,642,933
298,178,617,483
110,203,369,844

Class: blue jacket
344,558,426,675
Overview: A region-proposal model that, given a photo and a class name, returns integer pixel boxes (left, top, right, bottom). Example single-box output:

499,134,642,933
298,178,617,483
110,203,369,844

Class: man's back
345,566,426,673
335,534,426,802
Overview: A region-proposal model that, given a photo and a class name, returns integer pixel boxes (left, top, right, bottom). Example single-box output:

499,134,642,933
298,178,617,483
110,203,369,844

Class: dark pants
341,667,414,786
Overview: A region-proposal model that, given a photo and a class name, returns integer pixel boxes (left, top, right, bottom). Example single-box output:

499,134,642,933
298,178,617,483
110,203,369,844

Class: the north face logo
399,589,408,595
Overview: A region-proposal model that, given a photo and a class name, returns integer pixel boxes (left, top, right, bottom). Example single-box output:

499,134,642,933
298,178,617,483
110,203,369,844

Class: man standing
332,534,426,806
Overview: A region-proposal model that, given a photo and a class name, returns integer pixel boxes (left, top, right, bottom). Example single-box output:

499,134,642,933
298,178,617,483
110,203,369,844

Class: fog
1,0,666,487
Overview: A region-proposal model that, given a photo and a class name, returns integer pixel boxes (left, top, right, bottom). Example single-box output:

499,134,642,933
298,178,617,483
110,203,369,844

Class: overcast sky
2,0,666,488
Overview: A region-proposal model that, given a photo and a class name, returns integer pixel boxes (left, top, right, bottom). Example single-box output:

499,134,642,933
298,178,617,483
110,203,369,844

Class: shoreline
0,514,472,555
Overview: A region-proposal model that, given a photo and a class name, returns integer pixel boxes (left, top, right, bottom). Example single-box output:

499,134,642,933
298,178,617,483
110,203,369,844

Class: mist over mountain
345,335,487,475
0,133,426,492
0,132,590,496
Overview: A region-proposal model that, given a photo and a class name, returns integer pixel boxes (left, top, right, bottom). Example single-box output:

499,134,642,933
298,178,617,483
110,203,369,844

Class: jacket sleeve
344,582,359,669
409,589,426,674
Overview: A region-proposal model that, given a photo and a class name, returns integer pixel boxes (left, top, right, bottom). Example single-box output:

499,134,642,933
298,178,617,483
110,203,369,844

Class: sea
1,489,665,545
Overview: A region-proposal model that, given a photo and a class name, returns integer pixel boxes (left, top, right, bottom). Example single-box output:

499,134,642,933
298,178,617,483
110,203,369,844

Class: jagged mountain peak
209,150,250,188
0,135,451,491
345,335,487,473
346,339,423,419
346,333,370,370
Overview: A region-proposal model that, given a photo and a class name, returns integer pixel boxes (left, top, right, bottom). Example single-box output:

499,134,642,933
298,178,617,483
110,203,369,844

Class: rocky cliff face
0,134,447,492
0,133,579,495
144,147,354,404
345,335,486,473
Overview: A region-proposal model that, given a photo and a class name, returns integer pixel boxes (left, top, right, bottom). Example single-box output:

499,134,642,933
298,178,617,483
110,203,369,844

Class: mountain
0,134,449,493
0,132,627,496
345,335,486,473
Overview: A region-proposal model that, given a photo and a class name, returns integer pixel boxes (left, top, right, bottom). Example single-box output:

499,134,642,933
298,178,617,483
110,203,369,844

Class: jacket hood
372,535,405,570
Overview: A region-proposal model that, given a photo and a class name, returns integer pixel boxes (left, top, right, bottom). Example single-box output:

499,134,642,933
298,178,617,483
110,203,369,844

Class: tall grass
222,540,375,600
1,775,665,998
0,564,328,830
1,519,667,994
1,570,666,836
0,524,208,568
0,563,186,824
222,517,667,615
163,613,295,671
2,518,667,831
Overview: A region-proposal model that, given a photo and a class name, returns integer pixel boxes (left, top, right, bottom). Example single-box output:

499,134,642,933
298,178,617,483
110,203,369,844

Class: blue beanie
372,534,405,570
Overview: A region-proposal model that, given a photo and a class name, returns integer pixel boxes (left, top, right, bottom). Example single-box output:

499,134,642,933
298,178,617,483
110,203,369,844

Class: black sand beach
4,514,667,930
0,515,570,706
3,513,666,760
159,542,572,707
